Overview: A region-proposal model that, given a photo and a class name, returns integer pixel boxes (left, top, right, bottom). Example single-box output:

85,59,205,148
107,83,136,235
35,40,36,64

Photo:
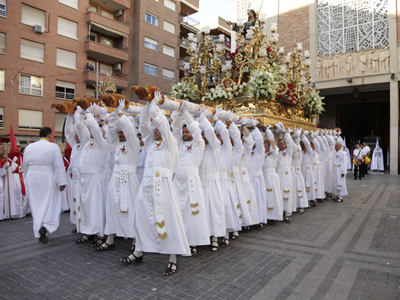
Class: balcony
180,0,199,15
83,66,128,89
180,15,199,35
89,0,130,10
84,37,129,63
86,10,129,35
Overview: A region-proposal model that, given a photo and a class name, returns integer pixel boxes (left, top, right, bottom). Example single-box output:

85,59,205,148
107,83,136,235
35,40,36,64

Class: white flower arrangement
246,69,279,100
201,83,246,102
302,90,325,116
170,81,198,101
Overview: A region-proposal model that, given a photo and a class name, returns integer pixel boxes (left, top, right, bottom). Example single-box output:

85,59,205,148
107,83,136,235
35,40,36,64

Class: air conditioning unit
115,9,123,17
114,63,122,71
34,25,44,34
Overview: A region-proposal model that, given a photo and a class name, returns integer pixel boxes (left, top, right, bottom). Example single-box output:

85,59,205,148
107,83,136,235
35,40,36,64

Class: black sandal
71,228,77,233
211,241,219,252
220,238,229,248
75,235,89,244
96,242,115,251
39,227,48,244
257,223,263,230
117,237,129,243
163,262,178,276
120,252,143,264
90,237,104,247
190,246,197,256
285,216,291,224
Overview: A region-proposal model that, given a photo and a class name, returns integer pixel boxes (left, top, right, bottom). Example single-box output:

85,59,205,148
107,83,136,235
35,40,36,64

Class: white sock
132,238,136,245
225,231,230,239
169,254,177,263
133,250,143,257
212,236,218,243
105,234,114,244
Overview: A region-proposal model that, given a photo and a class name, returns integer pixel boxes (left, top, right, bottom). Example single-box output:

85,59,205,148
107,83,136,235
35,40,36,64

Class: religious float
51,8,325,131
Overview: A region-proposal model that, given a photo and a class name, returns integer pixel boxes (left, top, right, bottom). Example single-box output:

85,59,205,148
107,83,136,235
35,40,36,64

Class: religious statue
228,9,259,37
359,51,367,75
379,47,390,73
346,53,354,76
316,58,322,80
333,55,341,78
369,51,378,73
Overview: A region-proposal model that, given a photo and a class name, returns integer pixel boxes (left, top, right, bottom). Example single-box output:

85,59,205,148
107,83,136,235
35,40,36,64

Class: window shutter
0,32,5,51
18,110,43,129
59,0,79,9
100,63,113,75
56,48,77,69
21,4,46,28
0,70,4,91
57,17,78,39
163,21,176,34
20,39,45,62
86,88,95,97
101,10,114,20
164,0,176,11
163,45,175,57
163,69,175,80
55,113,66,132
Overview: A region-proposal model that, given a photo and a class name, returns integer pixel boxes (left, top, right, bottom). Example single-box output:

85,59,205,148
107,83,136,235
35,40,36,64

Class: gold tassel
283,197,289,201
247,200,251,204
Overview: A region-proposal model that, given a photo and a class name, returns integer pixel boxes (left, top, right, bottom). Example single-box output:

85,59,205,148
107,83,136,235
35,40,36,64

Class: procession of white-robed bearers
1,91,353,275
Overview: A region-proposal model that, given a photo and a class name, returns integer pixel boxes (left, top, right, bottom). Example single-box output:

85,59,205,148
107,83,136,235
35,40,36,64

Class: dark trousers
360,163,367,177
354,165,362,179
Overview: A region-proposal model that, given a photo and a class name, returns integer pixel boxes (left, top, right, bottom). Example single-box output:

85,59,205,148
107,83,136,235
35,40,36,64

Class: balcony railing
180,15,199,26
84,66,128,79
86,7,130,25
179,36,198,48
85,36,128,52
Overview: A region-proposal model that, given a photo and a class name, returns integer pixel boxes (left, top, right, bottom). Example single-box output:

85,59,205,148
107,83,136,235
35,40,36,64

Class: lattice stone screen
317,0,389,57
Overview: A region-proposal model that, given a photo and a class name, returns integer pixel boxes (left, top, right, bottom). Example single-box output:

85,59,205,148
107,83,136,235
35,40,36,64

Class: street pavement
1,172,400,300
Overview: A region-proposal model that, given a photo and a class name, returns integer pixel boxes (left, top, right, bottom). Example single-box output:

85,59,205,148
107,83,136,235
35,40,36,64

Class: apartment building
0,0,130,144
128,0,199,102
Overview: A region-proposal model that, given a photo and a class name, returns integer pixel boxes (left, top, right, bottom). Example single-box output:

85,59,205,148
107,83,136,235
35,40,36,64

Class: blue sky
191,0,231,23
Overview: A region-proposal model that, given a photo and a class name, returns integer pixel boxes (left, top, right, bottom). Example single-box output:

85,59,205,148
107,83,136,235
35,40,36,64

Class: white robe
215,120,241,232
332,150,348,197
277,132,294,216
292,141,308,209
325,135,336,193
172,111,210,246
0,163,9,220
137,145,147,183
104,113,140,238
316,136,327,193
76,114,107,236
228,123,253,226
23,139,67,237
65,114,88,225
198,114,226,237
312,137,325,199
248,128,267,223
240,134,260,225
371,139,384,171
301,135,315,201
8,157,28,219
262,146,283,220
134,102,190,255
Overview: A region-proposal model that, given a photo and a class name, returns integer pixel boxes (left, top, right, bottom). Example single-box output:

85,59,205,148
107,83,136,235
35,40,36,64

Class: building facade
231,0,399,175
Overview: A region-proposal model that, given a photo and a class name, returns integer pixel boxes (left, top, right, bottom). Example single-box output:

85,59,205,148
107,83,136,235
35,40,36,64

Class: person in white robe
262,127,283,221
23,127,67,244
332,141,348,202
8,154,28,219
275,123,294,223
325,131,336,195
88,101,140,256
213,111,241,248
319,131,331,197
248,124,267,227
300,132,316,206
74,109,107,247
65,110,89,231
315,133,327,199
171,101,210,256
198,109,226,251
371,138,384,171
239,125,260,230
0,144,10,221
132,93,190,276
137,132,147,183
61,149,70,213
228,119,254,236
311,132,325,201
291,129,308,213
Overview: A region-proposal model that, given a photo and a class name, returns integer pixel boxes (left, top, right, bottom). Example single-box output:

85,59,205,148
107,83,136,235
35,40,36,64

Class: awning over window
90,21,128,38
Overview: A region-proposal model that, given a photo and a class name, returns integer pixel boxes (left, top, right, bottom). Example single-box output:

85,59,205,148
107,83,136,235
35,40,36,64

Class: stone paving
1,173,400,300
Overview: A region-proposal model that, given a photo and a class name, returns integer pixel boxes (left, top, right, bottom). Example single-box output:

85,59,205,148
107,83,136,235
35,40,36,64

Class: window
145,13,158,26
55,80,75,100
163,20,175,34
164,0,176,11
89,32,97,42
0,32,4,53
317,0,389,56
55,113,66,132
19,74,43,96
20,39,45,63
144,63,157,76
59,0,79,10
100,37,113,47
57,17,78,39
0,69,4,91
163,68,174,81
0,107,4,128
56,48,77,69
100,63,113,75
163,44,175,57
86,88,95,97
145,37,158,51
18,109,42,130
88,5,97,13
21,4,46,28
101,10,114,20
0,0,6,17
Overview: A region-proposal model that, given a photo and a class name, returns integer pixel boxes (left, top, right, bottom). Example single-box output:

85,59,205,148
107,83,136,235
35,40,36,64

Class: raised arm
311,134,321,154
84,113,107,149
284,131,293,155
301,134,313,154
139,102,154,150
242,126,254,156
105,111,120,150
171,113,182,143
65,114,76,148
199,113,220,150
117,114,139,151
251,127,265,155
149,102,177,153
74,108,90,146
183,110,204,151
228,122,244,155
214,120,231,153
